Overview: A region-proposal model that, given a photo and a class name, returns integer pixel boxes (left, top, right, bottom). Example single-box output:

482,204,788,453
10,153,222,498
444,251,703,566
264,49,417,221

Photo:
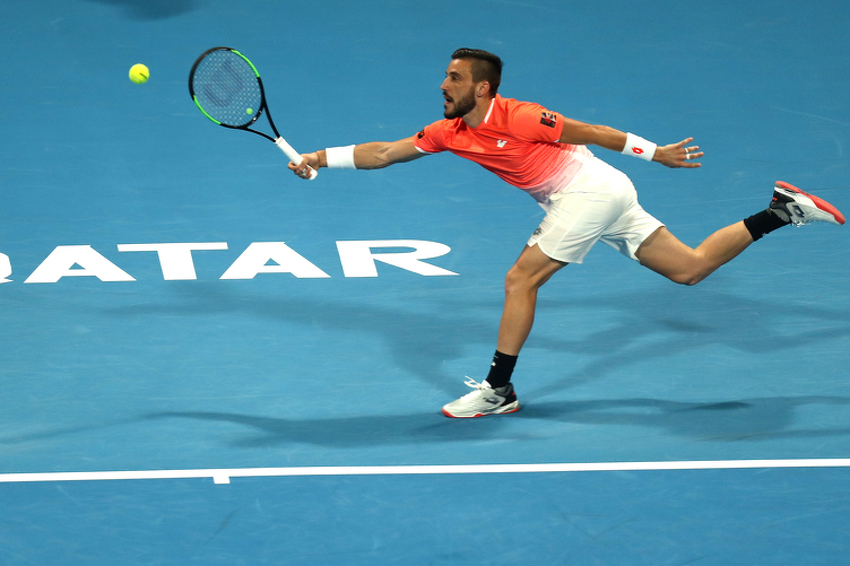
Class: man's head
441,48,503,119
451,48,503,95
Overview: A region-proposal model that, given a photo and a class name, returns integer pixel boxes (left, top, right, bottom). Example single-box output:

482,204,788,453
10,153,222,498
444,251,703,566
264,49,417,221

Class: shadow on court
518,286,850,400
80,0,199,20
1,392,848,456
98,282,850,401
516,396,850,442
100,282,495,395
139,394,850,448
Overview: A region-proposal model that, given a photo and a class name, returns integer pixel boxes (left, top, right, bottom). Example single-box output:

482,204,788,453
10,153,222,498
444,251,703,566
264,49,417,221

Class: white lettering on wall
0,253,11,284
220,242,331,279
117,242,229,280
24,245,136,283
10,239,458,283
336,240,459,277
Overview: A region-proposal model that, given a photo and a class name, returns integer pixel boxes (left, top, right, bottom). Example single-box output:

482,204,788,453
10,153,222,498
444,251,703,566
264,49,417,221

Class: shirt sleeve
508,102,565,144
412,120,448,154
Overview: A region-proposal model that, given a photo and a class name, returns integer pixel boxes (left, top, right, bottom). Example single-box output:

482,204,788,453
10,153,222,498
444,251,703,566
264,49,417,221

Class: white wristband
622,133,657,161
325,145,357,170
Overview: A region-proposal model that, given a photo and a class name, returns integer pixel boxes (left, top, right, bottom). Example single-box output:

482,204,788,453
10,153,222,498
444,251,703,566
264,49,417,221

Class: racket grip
275,137,318,180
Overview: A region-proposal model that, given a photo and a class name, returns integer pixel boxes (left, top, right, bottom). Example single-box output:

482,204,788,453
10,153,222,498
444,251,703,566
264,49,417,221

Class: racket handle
275,137,318,180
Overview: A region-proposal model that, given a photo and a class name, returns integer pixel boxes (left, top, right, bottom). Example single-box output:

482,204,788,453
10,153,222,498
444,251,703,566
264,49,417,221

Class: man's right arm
289,136,425,177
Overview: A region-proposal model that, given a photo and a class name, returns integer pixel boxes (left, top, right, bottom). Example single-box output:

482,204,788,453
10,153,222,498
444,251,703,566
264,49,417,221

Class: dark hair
451,48,503,95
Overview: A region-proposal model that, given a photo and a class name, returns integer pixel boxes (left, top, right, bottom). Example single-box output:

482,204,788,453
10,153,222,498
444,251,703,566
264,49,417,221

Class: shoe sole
775,181,845,225
441,402,521,418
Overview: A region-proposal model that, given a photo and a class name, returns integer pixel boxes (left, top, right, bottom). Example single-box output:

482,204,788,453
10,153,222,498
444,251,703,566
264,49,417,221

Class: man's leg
635,222,753,286
441,244,565,418
442,181,844,418
497,243,568,355
636,180,845,284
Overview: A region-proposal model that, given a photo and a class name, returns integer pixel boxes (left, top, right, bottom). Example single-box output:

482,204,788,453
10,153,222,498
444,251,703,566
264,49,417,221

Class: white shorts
527,157,664,264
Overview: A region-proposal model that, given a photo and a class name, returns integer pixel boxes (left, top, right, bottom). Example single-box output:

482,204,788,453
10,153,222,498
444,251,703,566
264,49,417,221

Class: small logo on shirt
417,130,426,139
540,112,557,128
497,140,507,148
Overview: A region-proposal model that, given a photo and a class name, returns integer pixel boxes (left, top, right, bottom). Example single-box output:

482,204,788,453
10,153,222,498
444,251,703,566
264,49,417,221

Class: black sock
485,350,518,389
743,209,790,241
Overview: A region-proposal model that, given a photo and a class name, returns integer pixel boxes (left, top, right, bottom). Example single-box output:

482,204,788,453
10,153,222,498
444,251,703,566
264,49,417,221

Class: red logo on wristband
631,147,644,155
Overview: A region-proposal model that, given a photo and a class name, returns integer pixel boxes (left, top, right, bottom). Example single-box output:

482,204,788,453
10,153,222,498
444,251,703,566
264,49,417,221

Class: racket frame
189,46,317,179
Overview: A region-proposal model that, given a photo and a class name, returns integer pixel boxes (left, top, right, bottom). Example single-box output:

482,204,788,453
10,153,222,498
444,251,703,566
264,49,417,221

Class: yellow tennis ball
129,63,149,84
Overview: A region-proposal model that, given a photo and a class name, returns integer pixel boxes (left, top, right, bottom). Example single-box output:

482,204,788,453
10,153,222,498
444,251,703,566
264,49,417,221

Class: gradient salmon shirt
414,94,594,203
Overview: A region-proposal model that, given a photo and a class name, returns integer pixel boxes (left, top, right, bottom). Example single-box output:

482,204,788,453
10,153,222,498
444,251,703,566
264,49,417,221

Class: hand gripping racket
189,47,317,179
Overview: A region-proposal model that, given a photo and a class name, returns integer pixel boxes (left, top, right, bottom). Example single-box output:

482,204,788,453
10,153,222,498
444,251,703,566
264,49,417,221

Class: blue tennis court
2,0,849,563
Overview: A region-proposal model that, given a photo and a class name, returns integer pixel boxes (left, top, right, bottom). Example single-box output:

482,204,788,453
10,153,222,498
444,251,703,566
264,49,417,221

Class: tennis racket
189,46,317,180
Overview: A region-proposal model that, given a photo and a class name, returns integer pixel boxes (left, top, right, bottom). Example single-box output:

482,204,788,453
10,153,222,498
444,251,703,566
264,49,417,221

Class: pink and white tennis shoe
770,181,845,226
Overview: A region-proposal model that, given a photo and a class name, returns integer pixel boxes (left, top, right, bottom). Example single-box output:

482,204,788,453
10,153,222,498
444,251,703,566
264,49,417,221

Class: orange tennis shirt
413,94,595,203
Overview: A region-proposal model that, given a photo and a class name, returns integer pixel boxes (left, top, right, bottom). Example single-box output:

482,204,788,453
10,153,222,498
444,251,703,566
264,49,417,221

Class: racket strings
192,50,262,127
202,60,245,107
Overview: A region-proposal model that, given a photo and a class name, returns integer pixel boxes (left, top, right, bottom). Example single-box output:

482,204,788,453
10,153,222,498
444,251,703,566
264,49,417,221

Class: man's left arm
558,117,703,169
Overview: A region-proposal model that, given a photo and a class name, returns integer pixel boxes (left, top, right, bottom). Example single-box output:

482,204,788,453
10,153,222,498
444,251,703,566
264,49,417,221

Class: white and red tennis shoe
770,181,845,226
442,378,520,418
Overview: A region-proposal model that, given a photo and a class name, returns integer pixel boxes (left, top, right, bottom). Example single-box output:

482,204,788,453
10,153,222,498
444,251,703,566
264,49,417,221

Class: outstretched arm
288,136,425,178
558,118,703,169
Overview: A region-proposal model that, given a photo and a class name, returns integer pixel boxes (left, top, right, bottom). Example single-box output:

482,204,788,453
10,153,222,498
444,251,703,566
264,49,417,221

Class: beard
443,89,477,119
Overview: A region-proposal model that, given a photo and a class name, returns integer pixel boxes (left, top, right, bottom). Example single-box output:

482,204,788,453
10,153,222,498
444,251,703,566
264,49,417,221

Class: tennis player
290,48,845,418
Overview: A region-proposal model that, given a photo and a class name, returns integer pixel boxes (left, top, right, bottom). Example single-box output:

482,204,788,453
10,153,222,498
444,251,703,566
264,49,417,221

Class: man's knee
636,228,709,286
504,247,566,295
640,258,710,286
669,270,705,286
504,263,531,295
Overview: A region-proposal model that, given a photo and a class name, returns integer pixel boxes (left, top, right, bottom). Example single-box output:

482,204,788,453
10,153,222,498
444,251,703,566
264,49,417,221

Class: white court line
1,459,849,485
